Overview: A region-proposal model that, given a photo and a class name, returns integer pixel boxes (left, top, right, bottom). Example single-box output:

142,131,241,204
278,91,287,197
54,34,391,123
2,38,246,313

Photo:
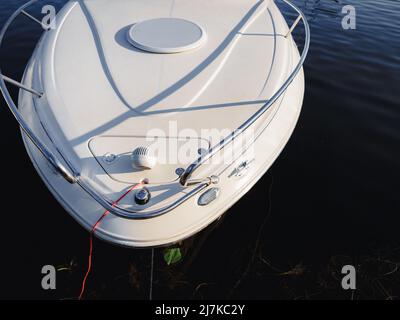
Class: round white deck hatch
127,18,206,53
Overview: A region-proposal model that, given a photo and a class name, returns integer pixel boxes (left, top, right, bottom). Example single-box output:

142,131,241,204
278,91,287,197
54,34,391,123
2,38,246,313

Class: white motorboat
0,0,310,247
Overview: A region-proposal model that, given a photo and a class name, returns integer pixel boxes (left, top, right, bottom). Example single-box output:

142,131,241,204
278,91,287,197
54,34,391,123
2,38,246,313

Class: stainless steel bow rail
0,0,310,219
179,0,310,186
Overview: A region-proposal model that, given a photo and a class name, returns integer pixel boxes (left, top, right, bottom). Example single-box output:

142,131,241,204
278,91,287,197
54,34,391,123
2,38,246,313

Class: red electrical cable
78,181,144,300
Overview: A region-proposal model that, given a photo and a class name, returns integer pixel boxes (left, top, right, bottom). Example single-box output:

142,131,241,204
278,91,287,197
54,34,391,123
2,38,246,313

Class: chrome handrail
0,0,310,219
0,0,208,219
0,0,77,183
180,0,310,186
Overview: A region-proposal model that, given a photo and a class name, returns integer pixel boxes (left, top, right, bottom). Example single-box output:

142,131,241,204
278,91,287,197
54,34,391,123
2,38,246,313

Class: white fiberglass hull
15,0,307,247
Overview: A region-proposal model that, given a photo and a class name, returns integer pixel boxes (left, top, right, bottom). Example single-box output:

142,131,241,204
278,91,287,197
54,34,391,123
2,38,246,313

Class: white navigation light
131,146,156,169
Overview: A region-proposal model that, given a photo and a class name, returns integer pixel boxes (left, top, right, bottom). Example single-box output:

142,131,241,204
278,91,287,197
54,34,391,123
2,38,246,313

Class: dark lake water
0,0,399,299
